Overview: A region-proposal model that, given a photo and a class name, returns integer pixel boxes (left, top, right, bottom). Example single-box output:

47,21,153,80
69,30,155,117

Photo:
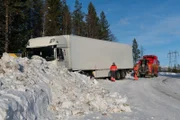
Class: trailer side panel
70,36,133,70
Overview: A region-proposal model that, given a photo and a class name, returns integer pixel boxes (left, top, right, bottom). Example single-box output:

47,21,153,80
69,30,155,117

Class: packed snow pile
159,72,180,76
0,53,131,120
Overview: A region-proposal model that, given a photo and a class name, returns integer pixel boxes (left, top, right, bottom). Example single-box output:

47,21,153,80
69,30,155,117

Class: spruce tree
172,64,177,73
62,0,71,35
177,64,180,73
30,0,43,38
0,0,5,55
168,67,171,72
72,0,84,36
3,0,31,53
99,11,117,41
86,2,100,38
132,38,140,65
99,11,110,40
4,0,9,52
44,0,61,36
109,32,117,42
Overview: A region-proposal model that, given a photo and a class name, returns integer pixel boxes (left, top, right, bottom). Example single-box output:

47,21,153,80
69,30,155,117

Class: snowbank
0,53,131,120
159,72,180,77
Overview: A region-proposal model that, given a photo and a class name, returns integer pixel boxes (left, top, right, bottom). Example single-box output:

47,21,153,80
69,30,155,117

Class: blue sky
67,0,180,67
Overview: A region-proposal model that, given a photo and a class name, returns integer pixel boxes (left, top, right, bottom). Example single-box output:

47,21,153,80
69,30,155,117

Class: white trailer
26,35,133,79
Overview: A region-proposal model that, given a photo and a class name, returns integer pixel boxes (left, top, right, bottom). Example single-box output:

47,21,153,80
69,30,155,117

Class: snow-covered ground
0,53,131,120
75,74,180,120
1,53,180,120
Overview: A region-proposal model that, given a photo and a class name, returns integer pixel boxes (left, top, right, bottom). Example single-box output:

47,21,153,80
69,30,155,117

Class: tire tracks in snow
93,76,180,120
151,77,180,102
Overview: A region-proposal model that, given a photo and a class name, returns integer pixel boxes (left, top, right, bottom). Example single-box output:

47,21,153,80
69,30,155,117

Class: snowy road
71,75,180,120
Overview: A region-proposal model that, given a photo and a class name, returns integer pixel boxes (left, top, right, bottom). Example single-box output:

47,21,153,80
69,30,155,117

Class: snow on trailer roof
26,36,67,48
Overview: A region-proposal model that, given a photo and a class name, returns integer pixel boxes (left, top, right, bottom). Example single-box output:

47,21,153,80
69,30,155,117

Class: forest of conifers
0,0,116,55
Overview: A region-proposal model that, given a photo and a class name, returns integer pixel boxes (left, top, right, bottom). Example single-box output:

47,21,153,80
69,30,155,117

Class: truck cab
26,36,69,67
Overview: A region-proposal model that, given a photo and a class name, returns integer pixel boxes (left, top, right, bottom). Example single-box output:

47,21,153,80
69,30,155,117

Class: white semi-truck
26,35,133,79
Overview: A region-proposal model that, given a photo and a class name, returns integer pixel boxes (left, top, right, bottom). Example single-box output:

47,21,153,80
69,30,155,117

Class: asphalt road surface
71,75,180,120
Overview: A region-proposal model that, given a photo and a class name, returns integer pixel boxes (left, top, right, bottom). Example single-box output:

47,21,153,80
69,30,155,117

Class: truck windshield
27,46,55,61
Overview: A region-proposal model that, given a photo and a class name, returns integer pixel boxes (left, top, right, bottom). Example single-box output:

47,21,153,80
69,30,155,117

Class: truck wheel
152,70,155,77
139,74,142,77
140,74,145,78
155,73,158,77
108,71,111,80
115,71,121,80
120,71,126,79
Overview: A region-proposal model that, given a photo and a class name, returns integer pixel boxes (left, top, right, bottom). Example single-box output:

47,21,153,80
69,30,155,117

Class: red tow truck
136,55,160,77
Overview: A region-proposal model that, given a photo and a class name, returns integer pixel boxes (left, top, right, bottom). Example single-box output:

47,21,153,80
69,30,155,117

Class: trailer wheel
82,71,94,78
108,71,111,80
120,71,126,79
115,71,121,80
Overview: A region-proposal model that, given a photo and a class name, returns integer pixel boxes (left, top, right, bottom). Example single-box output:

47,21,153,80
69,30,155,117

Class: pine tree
86,2,100,38
0,0,32,53
44,0,61,36
0,0,5,55
132,38,140,65
99,11,110,40
81,20,87,37
30,0,43,38
62,0,71,35
109,32,117,42
4,0,9,52
177,64,180,73
168,66,171,72
72,0,84,36
172,64,177,73
8,0,32,52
